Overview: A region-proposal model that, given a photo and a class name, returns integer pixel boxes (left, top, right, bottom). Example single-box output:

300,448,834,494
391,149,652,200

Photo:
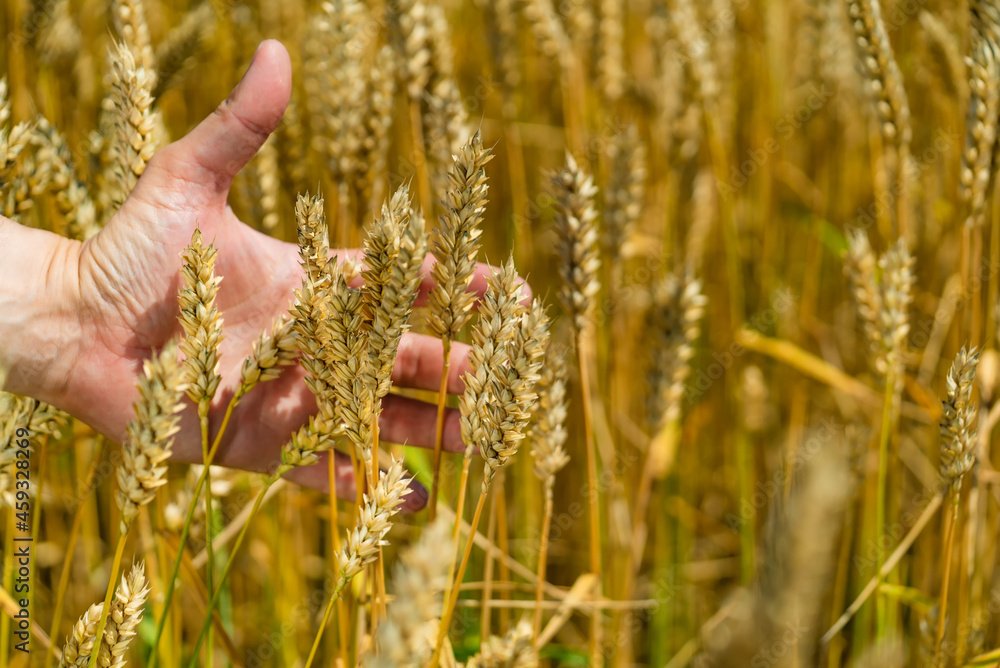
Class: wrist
0,217,84,405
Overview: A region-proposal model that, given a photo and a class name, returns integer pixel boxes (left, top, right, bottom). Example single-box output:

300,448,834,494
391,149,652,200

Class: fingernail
403,478,429,513
236,43,264,88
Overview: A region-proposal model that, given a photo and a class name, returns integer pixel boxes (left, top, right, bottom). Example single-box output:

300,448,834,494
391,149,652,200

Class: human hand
0,41,492,511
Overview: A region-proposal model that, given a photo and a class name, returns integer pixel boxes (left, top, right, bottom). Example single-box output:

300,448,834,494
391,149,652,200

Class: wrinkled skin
1,41,501,511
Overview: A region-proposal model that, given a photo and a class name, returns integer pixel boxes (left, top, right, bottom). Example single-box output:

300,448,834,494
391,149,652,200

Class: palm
45,41,478,508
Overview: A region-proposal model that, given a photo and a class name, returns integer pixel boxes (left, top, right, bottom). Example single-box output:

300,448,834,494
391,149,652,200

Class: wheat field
0,0,998,666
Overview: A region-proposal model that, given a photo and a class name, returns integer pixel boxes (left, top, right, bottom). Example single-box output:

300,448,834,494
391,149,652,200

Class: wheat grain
337,458,411,586
939,346,979,492
0,394,66,507
303,0,368,188
93,562,149,668
428,132,492,342
279,414,339,471
365,186,428,398
295,193,332,289
60,604,103,667
644,273,706,430
467,620,537,668
357,45,397,207
178,229,224,406
239,316,298,392
325,266,375,470
845,229,882,356
112,0,156,75
962,10,1000,228
393,0,432,100
31,118,98,240
109,40,160,206
480,299,550,490
531,350,570,482
878,238,915,375
603,125,646,264
597,0,625,101
552,153,601,335
522,0,570,59
846,0,912,148
115,342,187,534
290,194,340,419
460,258,527,460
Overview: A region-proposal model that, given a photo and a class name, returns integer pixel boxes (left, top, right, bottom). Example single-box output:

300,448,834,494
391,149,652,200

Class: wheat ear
935,347,980,661
153,3,215,98
92,562,149,668
108,40,160,207
115,343,187,535
962,7,1000,229
366,518,452,667
467,620,537,668
306,459,412,668
428,132,493,518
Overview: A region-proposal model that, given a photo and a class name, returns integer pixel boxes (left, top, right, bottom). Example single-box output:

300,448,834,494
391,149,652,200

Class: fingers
392,334,471,394
150,40,291,204
282,450,430,513
379,394,466,454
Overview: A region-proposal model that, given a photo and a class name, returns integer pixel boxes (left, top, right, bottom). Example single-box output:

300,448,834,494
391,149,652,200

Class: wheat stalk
551,152,604,665
529,350,570,642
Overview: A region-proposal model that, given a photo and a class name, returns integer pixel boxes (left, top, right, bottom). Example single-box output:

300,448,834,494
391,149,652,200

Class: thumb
150,40,291,203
